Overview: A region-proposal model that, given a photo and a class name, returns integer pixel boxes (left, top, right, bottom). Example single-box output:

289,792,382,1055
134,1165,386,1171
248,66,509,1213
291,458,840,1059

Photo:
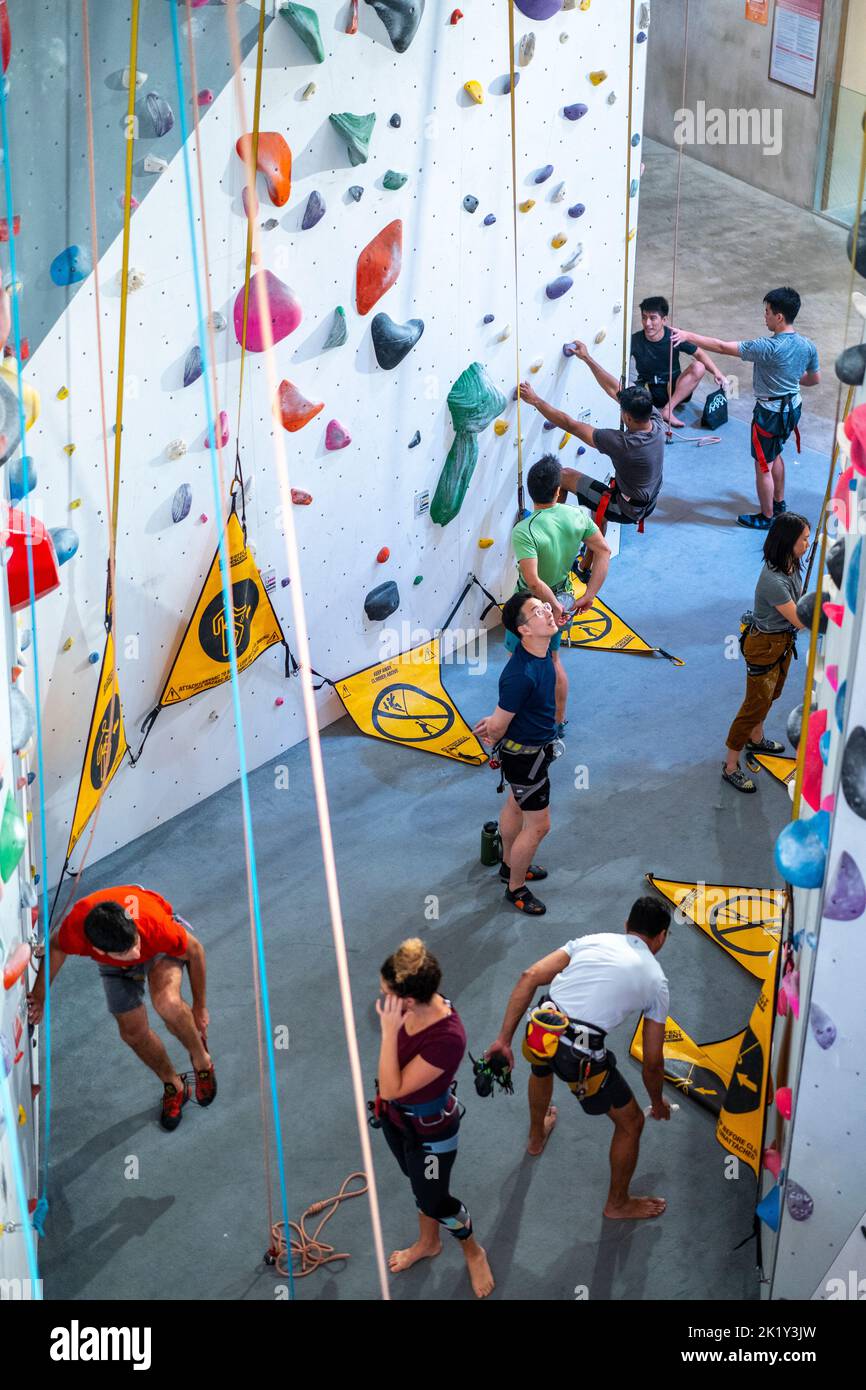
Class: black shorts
573,476,654,528
644,378,693,410
528,1045,634,1116
500,746,553,812
751,400,801,464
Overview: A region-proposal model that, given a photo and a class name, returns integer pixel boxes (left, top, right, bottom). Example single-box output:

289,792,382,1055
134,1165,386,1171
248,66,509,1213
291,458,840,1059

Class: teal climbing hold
323,306,348,349
330,111,376,165
50,245,91,286
8,455,36,501
413,575,423,585
279,3,326,62
430,363,507,527
629,178,639,197
383,169,408,190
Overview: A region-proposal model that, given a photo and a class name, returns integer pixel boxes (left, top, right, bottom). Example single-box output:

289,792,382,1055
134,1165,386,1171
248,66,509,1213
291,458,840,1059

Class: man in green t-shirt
507,455,611,733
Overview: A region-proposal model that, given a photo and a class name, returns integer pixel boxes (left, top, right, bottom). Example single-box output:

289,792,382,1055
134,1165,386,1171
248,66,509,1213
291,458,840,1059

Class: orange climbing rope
506,0,525,514
269,1173,369,1279
235,0,267,426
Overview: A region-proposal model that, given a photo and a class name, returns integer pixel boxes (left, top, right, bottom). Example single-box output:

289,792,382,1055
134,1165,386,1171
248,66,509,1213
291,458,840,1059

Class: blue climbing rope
167,1,296,1299
0,67,47,1289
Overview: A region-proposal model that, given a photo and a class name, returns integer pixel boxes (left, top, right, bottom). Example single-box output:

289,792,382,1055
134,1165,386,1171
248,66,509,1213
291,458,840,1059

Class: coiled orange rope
269,1173,370,1279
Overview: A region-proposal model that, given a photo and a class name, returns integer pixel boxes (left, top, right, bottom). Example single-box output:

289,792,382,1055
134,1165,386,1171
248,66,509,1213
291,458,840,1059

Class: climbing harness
752,394,801,475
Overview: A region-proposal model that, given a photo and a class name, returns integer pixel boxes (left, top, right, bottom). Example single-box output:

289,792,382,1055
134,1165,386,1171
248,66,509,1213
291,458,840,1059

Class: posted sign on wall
769,0,824,96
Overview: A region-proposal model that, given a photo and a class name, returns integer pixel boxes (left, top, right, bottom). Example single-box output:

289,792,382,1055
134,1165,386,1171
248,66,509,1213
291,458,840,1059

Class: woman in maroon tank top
375,938,494,1299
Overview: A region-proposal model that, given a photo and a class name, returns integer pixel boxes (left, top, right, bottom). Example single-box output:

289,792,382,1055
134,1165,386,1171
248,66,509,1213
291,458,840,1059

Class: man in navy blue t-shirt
474,593,558,916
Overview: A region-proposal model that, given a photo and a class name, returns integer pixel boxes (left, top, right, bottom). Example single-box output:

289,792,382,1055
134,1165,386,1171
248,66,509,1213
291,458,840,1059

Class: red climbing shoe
194,1065,217,1107
160,1077,190,1132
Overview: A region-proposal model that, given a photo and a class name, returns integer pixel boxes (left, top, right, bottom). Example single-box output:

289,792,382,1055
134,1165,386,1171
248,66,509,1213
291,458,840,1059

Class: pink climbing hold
833,464,856,529
347,0,359,34
823,601,844,627
206,411,230,449
325,419,351,450
234,270,302,351
197,89,214,107
277,380,324,432
777,965,800,1020
825,663,839,692
118,192,140,211
774,1086,792,1120
821,793,836,812
802,706,828,813
275,697,285,707
199,513,208,523
842,402,866,474
762,1147,782,1180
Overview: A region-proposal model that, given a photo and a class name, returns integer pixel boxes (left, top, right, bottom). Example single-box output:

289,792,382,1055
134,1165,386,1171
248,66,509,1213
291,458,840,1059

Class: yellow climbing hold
63,444,76,456
559,432,571,449
551,233,567,249
589,70,607,85
69,498,82,510
494,419,509,436
26,810,32,824
580,0,591,9
519,199,536,213
594,329,606,344
18,1106,26,1126
62,637,74,652
464,80,484,104
529,358,543,373
478,537,494,549
57,386,69,401
627,227,637,242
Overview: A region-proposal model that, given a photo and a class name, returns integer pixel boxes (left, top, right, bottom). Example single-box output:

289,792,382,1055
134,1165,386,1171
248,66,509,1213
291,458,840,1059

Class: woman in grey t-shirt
722,514,810,793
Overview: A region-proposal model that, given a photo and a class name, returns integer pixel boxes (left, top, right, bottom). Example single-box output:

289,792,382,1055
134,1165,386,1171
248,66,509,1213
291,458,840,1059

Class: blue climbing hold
756,1182,783,1232
629,178,638,197
836,680,847,733
483,313,495,324
631,133,641,146
563,103,588,121
463,194,479,213
8,455,36,502
846,537,861,613
636,30,647,43
48,526,79,565
546,275,573,300
50,245,91,286
577,445,586,455
408,430,421,448
567,203,585,218
183,345,203,388
819,730,831,765
88,651,100,665
535,164,554,184
302,190,326,229
774,811,830,889
483,213,496,226
390,113,402,128
543,420,556,431
349,185,364,202
172,483,192,524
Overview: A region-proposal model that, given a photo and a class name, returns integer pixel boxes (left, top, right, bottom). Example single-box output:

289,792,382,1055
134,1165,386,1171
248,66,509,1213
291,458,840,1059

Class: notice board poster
769,0,824,96
746,1,769,24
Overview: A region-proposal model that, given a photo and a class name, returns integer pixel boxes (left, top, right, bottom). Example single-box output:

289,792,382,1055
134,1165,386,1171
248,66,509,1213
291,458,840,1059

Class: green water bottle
480,821,502,866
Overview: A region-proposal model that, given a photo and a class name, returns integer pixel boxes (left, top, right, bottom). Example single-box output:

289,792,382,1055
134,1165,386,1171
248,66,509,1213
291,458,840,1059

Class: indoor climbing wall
762,370,866,1299
14,0,648,877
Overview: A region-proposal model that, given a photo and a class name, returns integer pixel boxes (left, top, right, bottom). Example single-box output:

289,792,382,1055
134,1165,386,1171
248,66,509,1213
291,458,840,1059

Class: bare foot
464,1245,495,1298
661,410,684,428
388,1239,442,1273
527,1105,557,1156
603,1195,667,1220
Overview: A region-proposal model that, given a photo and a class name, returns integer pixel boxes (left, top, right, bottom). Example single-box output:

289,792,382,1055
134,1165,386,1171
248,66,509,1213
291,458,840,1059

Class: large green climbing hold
279,3,326,62
330,111,376,166
0,790,26,883
430,363,507,527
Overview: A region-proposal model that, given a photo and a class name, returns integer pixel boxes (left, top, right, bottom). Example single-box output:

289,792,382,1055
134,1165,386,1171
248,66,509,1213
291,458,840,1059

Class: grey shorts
98,953,187,1016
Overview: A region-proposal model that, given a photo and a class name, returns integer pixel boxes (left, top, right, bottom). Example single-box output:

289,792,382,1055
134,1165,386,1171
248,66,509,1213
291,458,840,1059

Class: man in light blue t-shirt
672,287,820,530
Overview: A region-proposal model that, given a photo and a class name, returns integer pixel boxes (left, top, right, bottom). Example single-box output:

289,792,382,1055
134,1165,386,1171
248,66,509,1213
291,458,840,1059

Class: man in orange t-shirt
28,884,215,1132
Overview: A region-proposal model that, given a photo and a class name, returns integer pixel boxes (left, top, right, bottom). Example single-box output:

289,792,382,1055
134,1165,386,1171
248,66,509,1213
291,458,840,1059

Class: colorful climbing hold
172,484,192,523
450,9,463,22
594,329,606,344
8,456,36,502
63,443,76,456
636,29,647,43
546,275,573,300
365,0,425,53
49,526,79,565
823,601,844,628
349,185,364,201
183,346,203,388
478,538,494,549
629,178,639,197
146,92,174,137
408,430,421,447
774,811,830,889
551,233,567,249
275,697,285,708
376,547,391,564
463,194,479,213
50,245,90,287
841,725,866,819
786,1181,813,1221
535,164,554,184
325,419,351,450
413,574,423,585
0,215,20,241
279,3,326,63
371,313,424,370
563,102,588,120
430,363,507,527
347,0,359,33
567,202,585,218
62,637,74,653
483,313,495,324
323,305,348,350
809,1002,836,1049
234,270,302,350
519,199,536,213
631,132,641,146
514,0,563,17
291,489,313,506
365,580,400,621
167,438,187,460
197,89,214,106
774,1087,792,1120
383,169,409,190
494,420,509,436
277,380,325,432
846,537,862,613
329,110,376,165
483,213,496,226
205,410,230,449
588,69,607,85
519,32,536,65
302,81,317,100
236,132,292,206
302,190,326,229
390,113,402,128
464,80,484,104
357,219,402,315
756,1183,782,1232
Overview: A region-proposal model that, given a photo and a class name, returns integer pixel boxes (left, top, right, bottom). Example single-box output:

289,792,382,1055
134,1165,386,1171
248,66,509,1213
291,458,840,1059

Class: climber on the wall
28,884,216,1132
519,347,665,582
630,294,727,428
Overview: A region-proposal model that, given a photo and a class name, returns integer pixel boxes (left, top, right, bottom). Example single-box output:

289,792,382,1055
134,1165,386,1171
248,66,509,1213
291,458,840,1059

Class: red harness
594,479,648,534
752,401,801,474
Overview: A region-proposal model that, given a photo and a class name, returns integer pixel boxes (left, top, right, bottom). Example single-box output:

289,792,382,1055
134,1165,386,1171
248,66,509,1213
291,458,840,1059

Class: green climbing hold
330,111,376,166
0,790,26,883
323,305,348,349
279,3,326,62
430,363,506,527
383,169,409,190
413,575,423,585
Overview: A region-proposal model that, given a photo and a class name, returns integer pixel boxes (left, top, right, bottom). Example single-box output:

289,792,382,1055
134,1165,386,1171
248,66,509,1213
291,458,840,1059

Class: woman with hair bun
374,938,494,1298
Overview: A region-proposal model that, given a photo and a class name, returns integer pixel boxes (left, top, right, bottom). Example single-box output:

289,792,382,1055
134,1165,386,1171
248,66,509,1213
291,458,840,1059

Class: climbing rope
663,0,690,432
169,0,295,1298
110,0,141,544
224,0,390,1300
506,0,525,516
268,1172,369,1279
620,0,637,388
235,0,267,428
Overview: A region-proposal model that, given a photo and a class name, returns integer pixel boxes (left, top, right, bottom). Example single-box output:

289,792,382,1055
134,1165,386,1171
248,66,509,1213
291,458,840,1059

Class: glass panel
821,84,866,226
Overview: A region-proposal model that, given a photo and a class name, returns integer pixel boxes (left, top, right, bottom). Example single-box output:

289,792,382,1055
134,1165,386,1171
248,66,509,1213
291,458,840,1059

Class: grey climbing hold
209,311,226,332
145,92,174,138
607,90,617,105
546,275,573,300
786,700,817,751
848,220,866,278
827,537,845,589
795,590,829,635
262,218,279,231
501,71,520,93
567,203,585,218
785,1181,813,1222
809,1002,836,1049
535,164,554,184
9,686,35,753
835,343,866,387
371,312,424,369
483,313,495,324
390,113,402,128
183,345,203,388
463,194,479,212
365,579,400,621
0,376,22,465
408,430,421,447
349,185,364,201
365,0,426,53
172,483,192,524
841,725,866,820
383,169,408,190
483,213,496,226
563,102,588,120
519,32,535,65
323,305,348,349
302,190,326,229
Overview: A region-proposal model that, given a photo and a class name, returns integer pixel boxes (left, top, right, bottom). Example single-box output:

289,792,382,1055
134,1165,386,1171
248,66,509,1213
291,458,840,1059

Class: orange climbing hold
357,219,403,316
3,942,31,991
291,489,313,506
347,0,358,33
277,380,324,432
376,547,390,563
235,132,292,207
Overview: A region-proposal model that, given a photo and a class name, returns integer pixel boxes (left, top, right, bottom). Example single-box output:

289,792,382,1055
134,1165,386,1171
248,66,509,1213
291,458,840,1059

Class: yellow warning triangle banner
630,1014,743,1116
716,970,776,1177
66,628,128,858
561,574,684,664
752,752,797,786
159,510,286,707
334,639,487,766
647,873,784,983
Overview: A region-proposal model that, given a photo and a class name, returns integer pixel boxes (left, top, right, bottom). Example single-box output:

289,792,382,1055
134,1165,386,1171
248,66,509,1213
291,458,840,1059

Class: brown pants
726,629,794,752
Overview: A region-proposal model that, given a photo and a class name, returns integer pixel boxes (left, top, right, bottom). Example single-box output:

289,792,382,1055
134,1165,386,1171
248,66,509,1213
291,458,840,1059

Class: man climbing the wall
28,885,216,1132
474,592,560,916
508,454,611,742
484,896,672,1219
672,286,820,529
519,347,665,582
631,294,727,428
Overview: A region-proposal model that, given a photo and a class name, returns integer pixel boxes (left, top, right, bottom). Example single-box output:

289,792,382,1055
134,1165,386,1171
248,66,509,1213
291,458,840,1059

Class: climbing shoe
722,765,757,794
505,885,547,915
160,1077,190,1132
194,1065,217,1107
500,862,548,883
736,512,773,530
773,500,787,516
746,737,786,755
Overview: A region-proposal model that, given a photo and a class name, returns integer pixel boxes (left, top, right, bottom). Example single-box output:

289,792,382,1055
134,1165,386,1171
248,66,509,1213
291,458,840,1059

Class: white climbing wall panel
21,0,647,878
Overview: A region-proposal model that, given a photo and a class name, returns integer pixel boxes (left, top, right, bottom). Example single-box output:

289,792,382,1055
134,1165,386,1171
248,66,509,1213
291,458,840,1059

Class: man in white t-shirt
486,896,672,1220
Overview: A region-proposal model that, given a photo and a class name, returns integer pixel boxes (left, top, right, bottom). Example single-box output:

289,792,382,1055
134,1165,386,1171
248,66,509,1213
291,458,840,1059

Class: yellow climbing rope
620,0,637,388
507,0,525,514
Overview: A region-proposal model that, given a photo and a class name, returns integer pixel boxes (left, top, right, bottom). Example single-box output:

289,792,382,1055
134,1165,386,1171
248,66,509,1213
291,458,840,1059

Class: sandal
505,885,547,915
500,862,548,883
722,765,757,794
746,738,786,754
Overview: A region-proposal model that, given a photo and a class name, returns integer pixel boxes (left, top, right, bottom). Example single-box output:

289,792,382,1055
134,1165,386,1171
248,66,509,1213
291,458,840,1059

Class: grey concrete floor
38,405,827,1302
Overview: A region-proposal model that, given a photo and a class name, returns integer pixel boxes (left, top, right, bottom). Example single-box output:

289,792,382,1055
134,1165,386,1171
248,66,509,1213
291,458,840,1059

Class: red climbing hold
4,339,29,361
235,132,293,207
376,547,390,563
275,697,285,707
357,220,403,316
450,8,463,21
291,488,313,505
0,215,20,242
0,1,10,75
277,380,324,432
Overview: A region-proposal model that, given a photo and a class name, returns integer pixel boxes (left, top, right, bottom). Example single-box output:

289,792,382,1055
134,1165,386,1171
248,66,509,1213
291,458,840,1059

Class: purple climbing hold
542,420,556,431
636,30,647,43
483,213,496,226
513,0,563,19
325,419,352,450
577,445,586,455
302,190,326,229
50,245,91,286
568,203,585,218
483,313,495,324
146,92,175,138
562,341,577,357
785,1181,814,1222
546,275,573,300
234,270,302,351
841,726,866,820
463,194,479,213
535,164,554,184
823,850,865,920
501,71,521,94
172,483,192,523
809,1002,837,1050
563,103,588,121
183,345,203,388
